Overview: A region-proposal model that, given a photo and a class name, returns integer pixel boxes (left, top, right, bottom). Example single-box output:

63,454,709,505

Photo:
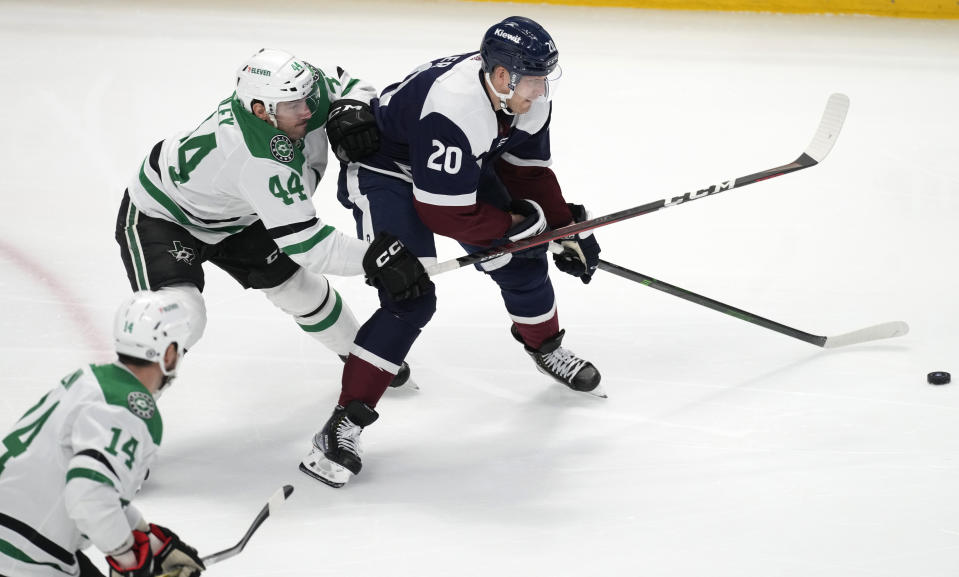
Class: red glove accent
148,523,205,576
105,531,153,577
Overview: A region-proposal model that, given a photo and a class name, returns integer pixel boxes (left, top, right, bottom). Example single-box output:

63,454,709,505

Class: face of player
507,75,549,114
274,97,313,140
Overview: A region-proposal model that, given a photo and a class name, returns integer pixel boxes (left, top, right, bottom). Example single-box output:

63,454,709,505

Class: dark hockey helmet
480,16,559,88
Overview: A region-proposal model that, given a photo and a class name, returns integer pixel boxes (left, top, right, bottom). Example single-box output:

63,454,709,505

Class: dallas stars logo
168,241,196,265
270,134,295,163
127,391,156,419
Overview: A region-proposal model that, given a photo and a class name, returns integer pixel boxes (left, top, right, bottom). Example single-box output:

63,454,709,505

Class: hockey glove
479,199,549,271
106,531,153,577
148,524,205,577
363,232,434,302
551,203,601,284
326,99,380,163
505,199,549,258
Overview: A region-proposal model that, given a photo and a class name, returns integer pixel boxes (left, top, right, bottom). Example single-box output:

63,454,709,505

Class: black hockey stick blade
427,93,849,276
203,485,294,566
158,485,294,576
595,258,908,348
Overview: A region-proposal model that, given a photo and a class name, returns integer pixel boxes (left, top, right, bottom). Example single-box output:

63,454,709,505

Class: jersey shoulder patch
89,364,163,445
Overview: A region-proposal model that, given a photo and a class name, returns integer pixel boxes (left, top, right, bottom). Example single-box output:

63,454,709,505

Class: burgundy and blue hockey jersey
354,51,573,246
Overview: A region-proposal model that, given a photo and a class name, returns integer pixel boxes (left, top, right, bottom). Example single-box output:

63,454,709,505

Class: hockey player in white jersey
115,50,431,393
0,292,204,577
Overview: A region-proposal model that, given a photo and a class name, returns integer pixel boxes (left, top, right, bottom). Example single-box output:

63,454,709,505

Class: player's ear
493,65,510,89
163,343,179,373
251,101,269,121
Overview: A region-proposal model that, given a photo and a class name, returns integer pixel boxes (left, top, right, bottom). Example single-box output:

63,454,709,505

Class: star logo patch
168,241,196,265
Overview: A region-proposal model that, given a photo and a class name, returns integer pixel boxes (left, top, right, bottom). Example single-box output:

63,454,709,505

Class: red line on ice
0,239,111,352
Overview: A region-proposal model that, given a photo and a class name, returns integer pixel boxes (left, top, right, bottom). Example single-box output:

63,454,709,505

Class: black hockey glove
148,523,205,577
363,232,433,302
505,199,549,259
551,203,601,284
326,99,380,163
106,531,153,577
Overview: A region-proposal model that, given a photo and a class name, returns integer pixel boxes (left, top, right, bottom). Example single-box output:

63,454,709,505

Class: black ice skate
511,325,606,398
340,355,418,390
299,400,379,488
388,361,416,389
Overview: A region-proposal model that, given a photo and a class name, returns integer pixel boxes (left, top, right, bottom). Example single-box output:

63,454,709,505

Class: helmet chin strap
484,72,516,116
264,102,279,128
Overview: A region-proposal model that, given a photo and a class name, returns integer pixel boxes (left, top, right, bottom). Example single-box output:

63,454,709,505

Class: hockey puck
927,371,951,385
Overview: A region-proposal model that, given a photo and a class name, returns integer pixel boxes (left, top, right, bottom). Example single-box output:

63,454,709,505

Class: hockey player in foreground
114,48,428,397
300,17,603,489
0,292,204,577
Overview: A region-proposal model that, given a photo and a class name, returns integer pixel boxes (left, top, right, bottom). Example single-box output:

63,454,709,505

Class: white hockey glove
551,203,601,284
481,199,548,271
148,524,205,577
106,531,153,577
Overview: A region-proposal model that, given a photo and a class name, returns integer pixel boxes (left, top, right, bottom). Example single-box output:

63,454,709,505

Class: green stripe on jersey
90,364,163,445
299,291,342,332
281,225,334,256
137,163,247,236
0,538,69,573
138,161,192,226
66,468,115,488
125,202,149,289
341,78,360,96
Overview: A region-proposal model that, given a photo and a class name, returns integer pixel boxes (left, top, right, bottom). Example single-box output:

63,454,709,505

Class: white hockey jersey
127,66,375,277
0,363,161,577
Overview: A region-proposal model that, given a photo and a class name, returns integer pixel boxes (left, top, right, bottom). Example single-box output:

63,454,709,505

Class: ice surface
1,1,958,575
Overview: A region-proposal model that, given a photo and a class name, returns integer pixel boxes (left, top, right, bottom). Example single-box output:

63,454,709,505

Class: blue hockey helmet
480,17,561,110
481,17,558,79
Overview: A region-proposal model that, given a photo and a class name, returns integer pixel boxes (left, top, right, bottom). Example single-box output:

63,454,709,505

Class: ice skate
299,400,379,488
340,356,418,391
388,361,418,390
512,325,606,398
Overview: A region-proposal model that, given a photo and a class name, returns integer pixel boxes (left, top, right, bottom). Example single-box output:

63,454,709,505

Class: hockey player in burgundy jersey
299,17,603,489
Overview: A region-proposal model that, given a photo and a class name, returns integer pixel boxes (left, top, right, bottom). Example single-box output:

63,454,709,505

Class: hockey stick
592,257,909,348
427,93,849,276
157,485,294,577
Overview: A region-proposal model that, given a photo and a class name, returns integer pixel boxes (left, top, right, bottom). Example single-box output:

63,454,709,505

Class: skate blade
390,376,420,391
581,383,607,399
537,367,607,399
299,457,352,488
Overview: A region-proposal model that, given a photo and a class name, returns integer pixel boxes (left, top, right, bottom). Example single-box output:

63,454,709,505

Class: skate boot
299,400,379,488
340,355,417,390
511,325,606,398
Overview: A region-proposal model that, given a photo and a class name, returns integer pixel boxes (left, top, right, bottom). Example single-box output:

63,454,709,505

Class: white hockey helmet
114,291,192,377
235,48,316,118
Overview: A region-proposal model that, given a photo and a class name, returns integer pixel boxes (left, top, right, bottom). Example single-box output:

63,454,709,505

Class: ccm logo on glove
375,240,404,267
